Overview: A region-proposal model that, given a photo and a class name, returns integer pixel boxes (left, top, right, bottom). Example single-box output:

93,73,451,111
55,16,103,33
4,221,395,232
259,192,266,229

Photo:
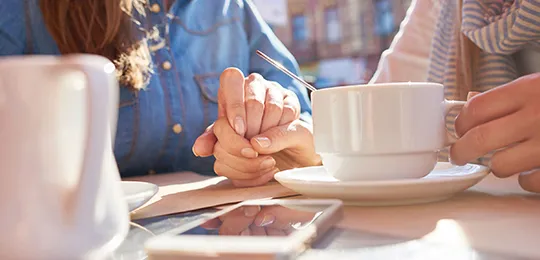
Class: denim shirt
0,0,312,177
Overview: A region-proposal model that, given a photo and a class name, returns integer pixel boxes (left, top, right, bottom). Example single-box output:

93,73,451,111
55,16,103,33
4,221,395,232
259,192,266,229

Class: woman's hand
192,68,320,187
451,73,540,192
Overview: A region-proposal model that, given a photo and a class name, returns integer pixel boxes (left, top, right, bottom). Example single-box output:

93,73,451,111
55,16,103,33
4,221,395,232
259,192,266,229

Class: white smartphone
145,199,343,260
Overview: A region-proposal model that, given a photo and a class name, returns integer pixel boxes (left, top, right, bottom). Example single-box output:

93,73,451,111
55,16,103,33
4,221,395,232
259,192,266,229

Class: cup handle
59,55,117,223
443,100,467,146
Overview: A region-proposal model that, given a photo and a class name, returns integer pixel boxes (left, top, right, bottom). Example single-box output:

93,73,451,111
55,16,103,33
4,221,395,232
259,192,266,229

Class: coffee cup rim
311,82,443,94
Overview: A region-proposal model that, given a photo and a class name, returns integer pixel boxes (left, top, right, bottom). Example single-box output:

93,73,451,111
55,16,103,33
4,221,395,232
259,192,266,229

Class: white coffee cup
0,55,129,259
311,82,465,181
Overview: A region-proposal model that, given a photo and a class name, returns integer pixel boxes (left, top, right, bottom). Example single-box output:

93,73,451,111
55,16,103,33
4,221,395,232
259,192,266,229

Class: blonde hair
39,0,151,90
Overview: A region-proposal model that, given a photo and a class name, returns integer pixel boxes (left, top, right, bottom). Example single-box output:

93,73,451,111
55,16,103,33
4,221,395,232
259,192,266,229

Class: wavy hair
39,0,151,90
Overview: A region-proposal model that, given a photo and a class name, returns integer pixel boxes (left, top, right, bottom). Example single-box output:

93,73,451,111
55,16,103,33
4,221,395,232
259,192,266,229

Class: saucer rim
121,181,159,212
275,162,490,187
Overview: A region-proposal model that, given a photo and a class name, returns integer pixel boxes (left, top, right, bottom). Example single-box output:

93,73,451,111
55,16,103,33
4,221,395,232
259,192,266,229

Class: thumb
192,124,217,157
250,121,312,155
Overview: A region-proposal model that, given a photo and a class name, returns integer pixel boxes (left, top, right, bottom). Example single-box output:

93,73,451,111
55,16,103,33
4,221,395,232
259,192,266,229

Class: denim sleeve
243,0,312,120
0,0,26,55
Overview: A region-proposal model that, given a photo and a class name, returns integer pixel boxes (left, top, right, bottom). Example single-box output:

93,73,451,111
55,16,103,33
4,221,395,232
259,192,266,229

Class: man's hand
451,74,540,192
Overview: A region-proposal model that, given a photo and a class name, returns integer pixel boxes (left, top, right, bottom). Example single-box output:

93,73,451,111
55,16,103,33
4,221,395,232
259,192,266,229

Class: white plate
122,181,159,212
275,162,489,206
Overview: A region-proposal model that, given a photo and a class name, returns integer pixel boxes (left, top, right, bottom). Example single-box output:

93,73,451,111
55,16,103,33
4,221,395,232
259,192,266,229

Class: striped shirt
371,0,540,166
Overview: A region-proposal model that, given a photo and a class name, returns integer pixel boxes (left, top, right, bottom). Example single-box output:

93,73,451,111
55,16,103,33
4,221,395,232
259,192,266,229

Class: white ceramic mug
0,55,129,259
311,82,465,181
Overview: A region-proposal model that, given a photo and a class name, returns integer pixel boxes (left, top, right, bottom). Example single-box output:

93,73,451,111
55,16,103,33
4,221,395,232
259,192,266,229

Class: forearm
370,0,440,83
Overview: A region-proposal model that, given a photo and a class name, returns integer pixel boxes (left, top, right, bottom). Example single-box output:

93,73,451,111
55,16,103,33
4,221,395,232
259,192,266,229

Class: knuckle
246,99,265,112
245,160,265,173
228,101,244,110
469,125,489,148
269,81,284,90
283,89,295,96
265,102,283,114
273,125,288,139
282,105,297,119
246,73,263,83
213,162,225,177
464,95,483,119
212,143,224,160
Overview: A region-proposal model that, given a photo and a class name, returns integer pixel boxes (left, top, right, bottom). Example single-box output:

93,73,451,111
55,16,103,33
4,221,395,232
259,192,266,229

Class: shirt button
148,169,157,175
162,61,172,70
150,3,161,13
172,123,183,134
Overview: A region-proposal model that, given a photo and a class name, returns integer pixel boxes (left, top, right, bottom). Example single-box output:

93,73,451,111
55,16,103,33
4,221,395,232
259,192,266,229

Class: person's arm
0,0,26,55
242,0,312,124
369,0,440,83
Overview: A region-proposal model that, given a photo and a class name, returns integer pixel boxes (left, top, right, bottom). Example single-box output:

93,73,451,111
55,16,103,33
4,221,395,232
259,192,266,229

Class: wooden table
115,173,540,260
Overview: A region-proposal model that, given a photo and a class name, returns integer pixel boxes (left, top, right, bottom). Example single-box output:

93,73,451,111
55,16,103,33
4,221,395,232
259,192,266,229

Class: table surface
113,173,540,260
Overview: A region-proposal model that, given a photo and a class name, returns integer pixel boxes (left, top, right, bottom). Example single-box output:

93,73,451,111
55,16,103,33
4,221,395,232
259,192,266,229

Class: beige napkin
124,172,297,220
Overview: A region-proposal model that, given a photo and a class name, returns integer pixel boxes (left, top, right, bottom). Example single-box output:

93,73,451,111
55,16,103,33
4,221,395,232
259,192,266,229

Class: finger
214,142,276,174
213,117,258,159
249,226,267,236
242,206,262,218
260,84,284,133
519,169,540,193
244,74,267,139
219,67,247,136
251,121,312,155
218,209,255,236
278,90,301,125
265,228,287,236
200,218,222,230
254,206,316,230
214,160,267,180
192,124,216,157
491,139,540,178
455,81,523,137
230,168,279,187
450,111,531,165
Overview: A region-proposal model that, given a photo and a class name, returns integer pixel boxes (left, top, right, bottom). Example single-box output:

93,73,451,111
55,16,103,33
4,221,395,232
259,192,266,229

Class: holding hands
193,68,320,187
451,73,540,192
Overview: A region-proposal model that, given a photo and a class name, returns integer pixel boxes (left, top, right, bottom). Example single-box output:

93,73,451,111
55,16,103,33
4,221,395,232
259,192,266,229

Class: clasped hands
192,68,321,187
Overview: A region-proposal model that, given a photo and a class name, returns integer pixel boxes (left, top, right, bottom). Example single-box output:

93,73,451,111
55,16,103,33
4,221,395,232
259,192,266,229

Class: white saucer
275,162,490,206
121,181,159,212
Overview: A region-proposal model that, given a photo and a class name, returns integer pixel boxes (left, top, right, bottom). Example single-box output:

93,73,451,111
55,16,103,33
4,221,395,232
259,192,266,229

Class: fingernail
257,214,275,227
254,137,271,148
192,146,199,157
240,229,251,236
243,206,260,217
234,116,245,136
241,148,258,158
467,91,481,101
260,158,275,170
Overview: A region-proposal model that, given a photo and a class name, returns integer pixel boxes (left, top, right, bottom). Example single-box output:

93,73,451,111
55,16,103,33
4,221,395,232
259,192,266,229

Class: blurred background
252,0,412,89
